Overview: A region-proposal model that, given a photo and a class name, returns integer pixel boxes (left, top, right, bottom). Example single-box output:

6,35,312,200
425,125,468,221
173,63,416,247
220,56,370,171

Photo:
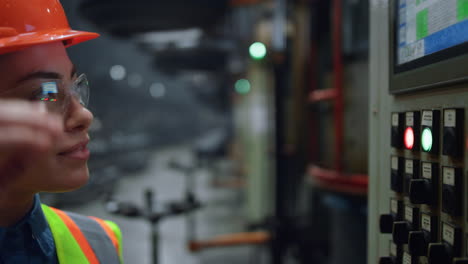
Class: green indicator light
235,79,251,94
249,42,267,60
421,127,433,152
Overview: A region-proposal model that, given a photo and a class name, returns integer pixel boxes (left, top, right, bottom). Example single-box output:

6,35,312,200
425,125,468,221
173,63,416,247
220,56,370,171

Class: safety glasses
35,74,90,114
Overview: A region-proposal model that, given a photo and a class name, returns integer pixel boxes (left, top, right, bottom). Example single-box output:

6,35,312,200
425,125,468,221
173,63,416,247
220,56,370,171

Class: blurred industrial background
41,0,370,263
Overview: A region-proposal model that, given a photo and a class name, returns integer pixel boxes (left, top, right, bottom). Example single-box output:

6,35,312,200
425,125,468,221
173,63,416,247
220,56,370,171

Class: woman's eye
29,82,60,102
29,88,44,101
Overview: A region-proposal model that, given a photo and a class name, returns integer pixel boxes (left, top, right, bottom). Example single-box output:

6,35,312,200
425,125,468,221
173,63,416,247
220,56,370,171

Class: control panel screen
395,0,468,72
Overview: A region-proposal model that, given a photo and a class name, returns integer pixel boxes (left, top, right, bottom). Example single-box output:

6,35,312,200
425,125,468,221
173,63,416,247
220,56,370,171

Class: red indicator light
404,127,414,150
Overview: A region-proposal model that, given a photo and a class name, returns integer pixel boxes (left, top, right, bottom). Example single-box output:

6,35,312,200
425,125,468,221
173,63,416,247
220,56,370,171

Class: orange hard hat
0,0,99,55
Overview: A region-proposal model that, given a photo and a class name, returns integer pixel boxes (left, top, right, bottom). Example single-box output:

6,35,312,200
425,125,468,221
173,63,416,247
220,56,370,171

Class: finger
0,101,63,135
0,125,54,153
0,126,54,174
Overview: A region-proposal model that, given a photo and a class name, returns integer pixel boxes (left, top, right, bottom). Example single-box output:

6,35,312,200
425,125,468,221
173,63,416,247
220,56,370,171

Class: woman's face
0,42,94,194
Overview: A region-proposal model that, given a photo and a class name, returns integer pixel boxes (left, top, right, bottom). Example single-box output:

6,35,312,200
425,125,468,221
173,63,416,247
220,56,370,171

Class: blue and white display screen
397,0,468,65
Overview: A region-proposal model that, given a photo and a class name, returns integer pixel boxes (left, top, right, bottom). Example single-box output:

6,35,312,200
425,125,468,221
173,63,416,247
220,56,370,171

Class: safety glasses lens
72,74,90,107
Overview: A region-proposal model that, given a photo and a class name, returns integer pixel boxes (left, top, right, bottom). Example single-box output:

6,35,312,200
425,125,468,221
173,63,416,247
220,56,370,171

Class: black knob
380,214,395,234
428,243,451,264
443,129,459,157
409,231,429,256
379,256,394,264
393,221,410,244
409,179,431,204
442,185,460,216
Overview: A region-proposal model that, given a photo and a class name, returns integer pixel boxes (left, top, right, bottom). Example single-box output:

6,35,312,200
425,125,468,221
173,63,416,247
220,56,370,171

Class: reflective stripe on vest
67,211,121,264
90,216,125,263
104,219,124,263
41,204,121,264
89,216,119,253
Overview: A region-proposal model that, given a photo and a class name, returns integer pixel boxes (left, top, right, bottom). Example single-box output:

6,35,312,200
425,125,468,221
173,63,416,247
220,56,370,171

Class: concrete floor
62,146,269,264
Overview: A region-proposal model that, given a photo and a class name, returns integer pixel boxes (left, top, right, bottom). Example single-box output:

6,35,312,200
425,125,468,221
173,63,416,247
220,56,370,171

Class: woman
0,0,123,263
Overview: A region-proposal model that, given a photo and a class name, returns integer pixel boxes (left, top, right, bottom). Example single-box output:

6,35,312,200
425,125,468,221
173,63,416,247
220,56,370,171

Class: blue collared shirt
0,194,57,264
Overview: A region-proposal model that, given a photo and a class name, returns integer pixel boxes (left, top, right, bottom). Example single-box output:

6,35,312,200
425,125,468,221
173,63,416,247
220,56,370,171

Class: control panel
368,1,468,263
377,107,466,264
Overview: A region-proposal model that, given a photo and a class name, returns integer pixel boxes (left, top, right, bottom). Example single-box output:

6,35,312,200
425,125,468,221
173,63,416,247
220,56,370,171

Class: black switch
429,223,462,264
421,110,440,154
409,213,438,256
409,231,428,256
454,260,468,264
393,206,419,244
391,112,404,149
404,159,420,195
404,111,421,151
442,167,463,216
442,108,464,158
409,180,431,204
380,199,403,234
391,156,404,193
428,243,451,264
380,214,395,234
393,221,410,244
409,162,438,205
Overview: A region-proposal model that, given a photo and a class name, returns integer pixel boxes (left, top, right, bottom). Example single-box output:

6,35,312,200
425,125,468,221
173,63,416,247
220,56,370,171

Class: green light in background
249,42,267,60
235,79,251,94
421,127,433,152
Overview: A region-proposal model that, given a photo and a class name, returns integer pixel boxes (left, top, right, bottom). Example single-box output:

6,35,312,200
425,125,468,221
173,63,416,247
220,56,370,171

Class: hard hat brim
0,29,100,55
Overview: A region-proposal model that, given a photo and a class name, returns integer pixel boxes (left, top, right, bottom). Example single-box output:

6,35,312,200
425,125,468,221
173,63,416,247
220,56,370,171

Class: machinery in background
75,0,372,263
104,164,201,264
260,0,369,263
79,0,228,37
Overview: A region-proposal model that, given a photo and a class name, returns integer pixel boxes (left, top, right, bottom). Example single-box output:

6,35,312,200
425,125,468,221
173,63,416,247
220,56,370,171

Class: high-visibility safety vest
41,204,123,264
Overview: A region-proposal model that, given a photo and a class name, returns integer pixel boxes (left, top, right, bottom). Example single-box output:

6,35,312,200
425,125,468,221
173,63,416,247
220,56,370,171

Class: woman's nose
64,98,94,133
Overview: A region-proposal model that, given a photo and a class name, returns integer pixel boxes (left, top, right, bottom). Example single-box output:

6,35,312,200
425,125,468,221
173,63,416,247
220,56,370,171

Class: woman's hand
0,100,63,185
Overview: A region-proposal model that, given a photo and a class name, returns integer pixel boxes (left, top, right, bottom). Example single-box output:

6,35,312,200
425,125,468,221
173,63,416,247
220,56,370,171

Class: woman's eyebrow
16,71,63,84
15,65,77,85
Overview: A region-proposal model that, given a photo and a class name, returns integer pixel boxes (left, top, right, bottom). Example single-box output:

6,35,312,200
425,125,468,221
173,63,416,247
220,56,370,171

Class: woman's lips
58,142,90,160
